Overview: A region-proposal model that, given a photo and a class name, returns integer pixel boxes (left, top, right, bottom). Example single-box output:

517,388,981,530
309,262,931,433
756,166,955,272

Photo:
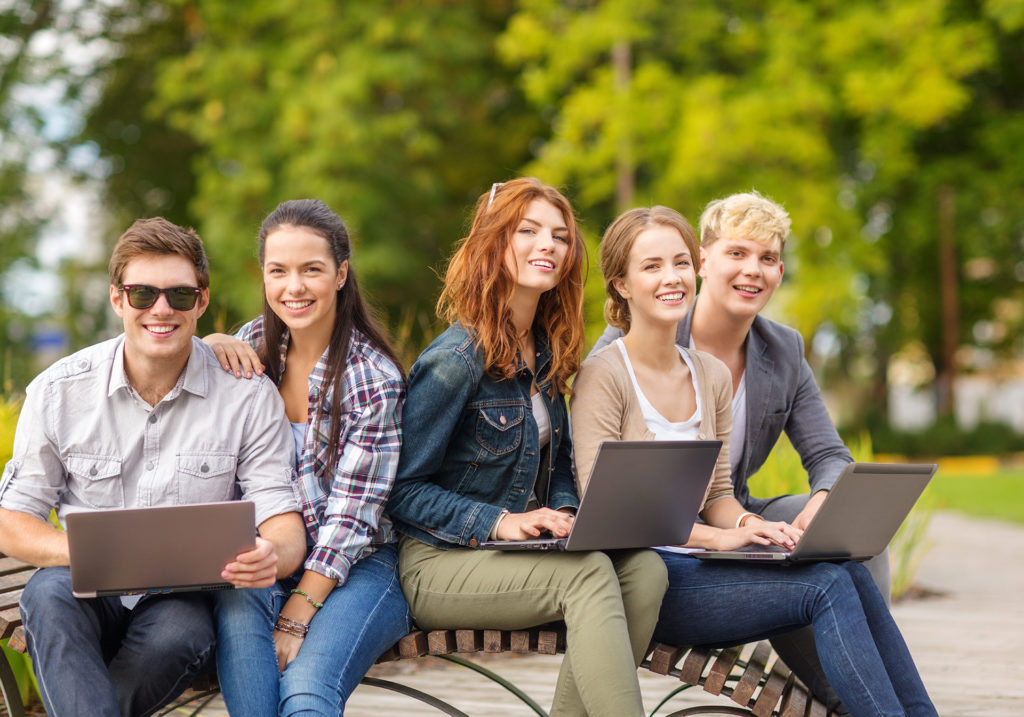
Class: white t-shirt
688,336,745,474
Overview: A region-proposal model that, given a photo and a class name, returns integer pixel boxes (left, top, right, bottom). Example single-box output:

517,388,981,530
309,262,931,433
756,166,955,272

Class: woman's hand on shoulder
204,333,264,378
495,508,574,541
708,520,802,552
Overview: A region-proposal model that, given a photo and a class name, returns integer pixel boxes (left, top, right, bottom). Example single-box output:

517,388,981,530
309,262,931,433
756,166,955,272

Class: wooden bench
0,556,837,717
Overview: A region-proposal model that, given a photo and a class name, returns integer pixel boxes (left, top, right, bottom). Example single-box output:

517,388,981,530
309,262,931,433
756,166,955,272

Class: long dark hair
257,199,403,475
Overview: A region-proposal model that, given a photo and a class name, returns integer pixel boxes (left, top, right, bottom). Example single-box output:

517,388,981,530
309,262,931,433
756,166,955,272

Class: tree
500,0,1018,429
146,0,542,354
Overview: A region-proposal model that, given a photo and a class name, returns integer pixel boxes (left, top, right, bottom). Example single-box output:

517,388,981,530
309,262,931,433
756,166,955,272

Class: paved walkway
193,510,1024,716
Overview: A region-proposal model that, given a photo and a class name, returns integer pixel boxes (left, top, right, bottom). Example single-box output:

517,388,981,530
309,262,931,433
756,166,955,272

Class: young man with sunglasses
0,217,306,717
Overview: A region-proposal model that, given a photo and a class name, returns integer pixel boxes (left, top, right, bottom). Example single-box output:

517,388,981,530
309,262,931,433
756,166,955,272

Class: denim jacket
387,322,579,549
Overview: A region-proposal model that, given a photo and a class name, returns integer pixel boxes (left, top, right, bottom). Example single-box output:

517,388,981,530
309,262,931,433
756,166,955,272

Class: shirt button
145,461,154,471
148,415,157,424
499,415,507,425
200,463,209,473
89,465,98,476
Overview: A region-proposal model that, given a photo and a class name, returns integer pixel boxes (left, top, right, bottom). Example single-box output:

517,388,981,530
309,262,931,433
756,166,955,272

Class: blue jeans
20,567,214,717
655,554,936,717
214,544,411,716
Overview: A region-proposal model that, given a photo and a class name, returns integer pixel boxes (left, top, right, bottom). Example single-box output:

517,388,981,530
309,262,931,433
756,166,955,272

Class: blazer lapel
740,319,774,482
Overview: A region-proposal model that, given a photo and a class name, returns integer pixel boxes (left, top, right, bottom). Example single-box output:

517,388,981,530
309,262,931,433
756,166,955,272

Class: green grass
923,470,1024,525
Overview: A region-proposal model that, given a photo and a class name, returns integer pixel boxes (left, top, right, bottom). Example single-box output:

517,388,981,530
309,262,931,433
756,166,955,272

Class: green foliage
870,418,1024,457
148,0,541,344
0,395,37,705
0,642,38,710
925,469,1024,524
501,0,1024,429
0,394,21,466
747,432,874,499
889,496,936,601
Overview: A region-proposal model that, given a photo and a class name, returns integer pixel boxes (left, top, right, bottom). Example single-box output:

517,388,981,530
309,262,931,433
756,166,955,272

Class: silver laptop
67,501,256,598
694,462,936,563
478,440,721,551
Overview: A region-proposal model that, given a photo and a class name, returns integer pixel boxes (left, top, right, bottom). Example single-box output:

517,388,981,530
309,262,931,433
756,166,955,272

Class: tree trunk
612,40,634,211
936,184,959,418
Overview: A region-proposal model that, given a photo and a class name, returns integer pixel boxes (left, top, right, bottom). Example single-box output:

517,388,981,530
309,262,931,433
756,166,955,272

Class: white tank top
615,339,701,440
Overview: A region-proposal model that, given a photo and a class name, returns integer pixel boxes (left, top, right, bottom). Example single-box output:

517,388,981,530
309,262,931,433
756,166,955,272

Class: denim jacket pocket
175,452,237,504
474,405,525,456
66,453,124,509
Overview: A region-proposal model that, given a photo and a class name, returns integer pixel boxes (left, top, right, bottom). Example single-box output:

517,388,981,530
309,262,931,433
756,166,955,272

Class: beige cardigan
569,341,734,512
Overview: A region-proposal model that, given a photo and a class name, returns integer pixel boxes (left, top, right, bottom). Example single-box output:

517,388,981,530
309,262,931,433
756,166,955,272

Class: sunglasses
120,284,203,311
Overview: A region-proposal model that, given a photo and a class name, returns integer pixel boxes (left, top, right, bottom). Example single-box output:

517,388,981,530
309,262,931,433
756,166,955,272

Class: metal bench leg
0,651,27,717
662,709,754,717
438,654,548,717
360,676,472,716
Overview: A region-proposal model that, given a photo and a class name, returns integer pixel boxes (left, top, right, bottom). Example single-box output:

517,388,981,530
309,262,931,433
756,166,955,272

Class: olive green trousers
398,536,668,717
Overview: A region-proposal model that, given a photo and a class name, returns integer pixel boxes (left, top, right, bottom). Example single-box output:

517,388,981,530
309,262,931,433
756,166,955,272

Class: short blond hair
699,191,791,251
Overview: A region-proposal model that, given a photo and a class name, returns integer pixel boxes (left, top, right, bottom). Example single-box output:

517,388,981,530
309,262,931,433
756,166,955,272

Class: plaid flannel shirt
237,317,404,584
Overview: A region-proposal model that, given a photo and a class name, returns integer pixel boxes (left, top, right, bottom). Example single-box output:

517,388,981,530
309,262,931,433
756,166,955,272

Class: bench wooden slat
0,572,34,593
510,629,535,652
705,645,741,695
536,627,561,655
0,558,35,577
427,630,456,655
0,606,21,641
752,660,792,717
483,629,509,653
397,631,428,659
7,625,26,653
780,676,808,717
731,641,772,707
374,644,399,663
0,590,24,613
679,645,712,685
648,643,685,675
455,629,482,653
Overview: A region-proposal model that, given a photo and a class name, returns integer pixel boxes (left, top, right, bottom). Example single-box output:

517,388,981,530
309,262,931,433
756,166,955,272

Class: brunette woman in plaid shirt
204,199,410,715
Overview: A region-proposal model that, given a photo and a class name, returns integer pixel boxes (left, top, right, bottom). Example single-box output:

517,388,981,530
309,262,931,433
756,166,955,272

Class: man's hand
792,491,828,531
221,536,279,588
495,508,574,542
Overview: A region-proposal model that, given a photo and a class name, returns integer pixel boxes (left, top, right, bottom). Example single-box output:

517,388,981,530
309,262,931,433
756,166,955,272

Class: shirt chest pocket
66,454,124,509
474,405,525,457
175,452,237,505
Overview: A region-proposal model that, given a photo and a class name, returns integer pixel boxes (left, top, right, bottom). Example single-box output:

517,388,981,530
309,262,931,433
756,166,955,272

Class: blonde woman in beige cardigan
570,207,937,717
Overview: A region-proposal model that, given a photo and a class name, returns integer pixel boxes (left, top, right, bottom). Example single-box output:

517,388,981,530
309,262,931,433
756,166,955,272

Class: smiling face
698,231,784,322
504,199,571,299
613,224,697,330
110,253,209,369
262,225,348,337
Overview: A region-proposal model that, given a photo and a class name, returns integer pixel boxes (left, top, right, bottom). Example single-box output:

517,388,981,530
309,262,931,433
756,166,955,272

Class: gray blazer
590,301,853,506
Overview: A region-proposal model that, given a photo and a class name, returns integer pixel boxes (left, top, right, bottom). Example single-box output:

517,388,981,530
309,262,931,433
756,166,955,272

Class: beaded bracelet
291,588,324,609
274,615,310,638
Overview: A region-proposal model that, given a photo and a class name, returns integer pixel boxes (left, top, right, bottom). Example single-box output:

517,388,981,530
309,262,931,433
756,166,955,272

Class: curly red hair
438,178,586,396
